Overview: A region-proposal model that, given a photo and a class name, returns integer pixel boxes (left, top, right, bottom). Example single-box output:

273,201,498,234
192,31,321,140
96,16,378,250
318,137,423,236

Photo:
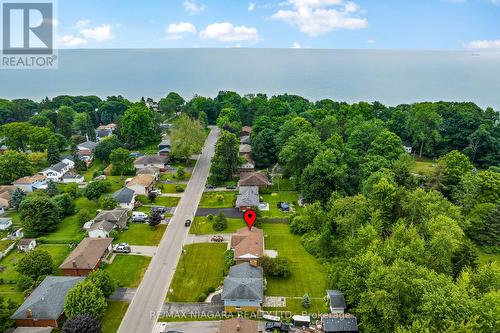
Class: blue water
1,49,500,109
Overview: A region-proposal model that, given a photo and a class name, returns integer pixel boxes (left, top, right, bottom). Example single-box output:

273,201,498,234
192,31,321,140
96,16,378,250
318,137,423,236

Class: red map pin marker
243,209,257,229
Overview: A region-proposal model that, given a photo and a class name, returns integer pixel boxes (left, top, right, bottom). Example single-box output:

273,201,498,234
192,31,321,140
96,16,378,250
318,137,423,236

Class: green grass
260,191,300,218
199,191,237,208
264,298,328,315
136,195,180,207
167,243,227,302
114,224,167,246
267,176,296,191
412,159,437,176
0,284,24,304
0,236,15,253
160,172,192,182
135,141,161,154
106,175,128,193
478,250,500,266
263,223,328,299
105,255,151,288
189,216,246,235
101,301,129,333
84,160,106,182
160,184,186,193
42,197,98,242
3,211,21,229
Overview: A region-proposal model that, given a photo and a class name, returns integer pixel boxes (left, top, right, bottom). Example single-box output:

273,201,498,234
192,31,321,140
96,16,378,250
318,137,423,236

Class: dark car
151,206,168,214
206,184,216,189
185,219,192,227
265,322,290,332
225,185,236,189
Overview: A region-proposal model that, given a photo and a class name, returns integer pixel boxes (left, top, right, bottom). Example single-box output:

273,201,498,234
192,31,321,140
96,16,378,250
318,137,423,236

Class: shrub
207,214,214,221
198,293,208,302
16,250,54,280
302,294,311,308
99,195,118,210
17,274,34,292
62,314,101,333
82,180,110,200
87,270,116,298
215,194,224,203
175,185,184,193
109,229,119,240
213,212,228,231
76,209,93,227
261,256,291,278
64,281,107,318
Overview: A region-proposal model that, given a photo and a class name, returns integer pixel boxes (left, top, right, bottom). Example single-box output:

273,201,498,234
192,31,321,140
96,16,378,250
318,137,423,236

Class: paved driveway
183,234,232,245
129,245,157,257
163,320,222,333
117,127,219,333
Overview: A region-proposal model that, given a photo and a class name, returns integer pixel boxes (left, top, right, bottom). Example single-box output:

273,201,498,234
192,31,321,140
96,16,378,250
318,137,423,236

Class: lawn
0,284,24,304
101,301,129,333
83,160,106,182
0,231,15,252
189,216,246,235
260,191,300,219
412,159,437,176
160,171,192,182
135,141,161,155
263,223,328,299
114,224,167,246
105,255,151,288
199,191,237,208
106,175,127,193
2,210,21,229
167,243,227,302
160,183,186,193
42,197,98,242
264,298,328,314
136,195,180,207
478,250,500,266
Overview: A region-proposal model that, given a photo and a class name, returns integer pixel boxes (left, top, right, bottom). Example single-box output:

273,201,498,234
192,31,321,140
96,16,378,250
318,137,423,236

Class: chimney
72,260,77,268
26,309,32,318
236,324,241,332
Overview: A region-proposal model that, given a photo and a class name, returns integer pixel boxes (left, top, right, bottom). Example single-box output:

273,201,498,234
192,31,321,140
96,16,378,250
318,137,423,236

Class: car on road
113,243,131,253
185,219,191,227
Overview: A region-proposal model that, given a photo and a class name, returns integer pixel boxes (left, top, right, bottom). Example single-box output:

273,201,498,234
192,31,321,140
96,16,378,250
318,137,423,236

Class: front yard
189,216,246,235
160,184,186,193
199,191,237,208
160,171,192,182
105,254,151,288
114,224,167,246
136,195,180,207
101,301,129,333
167,243,227,302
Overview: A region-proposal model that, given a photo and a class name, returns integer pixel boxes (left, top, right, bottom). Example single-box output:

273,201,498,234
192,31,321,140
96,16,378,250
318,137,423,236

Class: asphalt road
117,126,219,333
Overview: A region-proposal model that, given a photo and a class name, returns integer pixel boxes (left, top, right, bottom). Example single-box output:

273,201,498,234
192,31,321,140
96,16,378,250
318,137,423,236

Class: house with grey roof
93,208,128,229
322,315,359,332
134,155,168,171
77,140,99,163
327,290,347,313
221,262,264,312
235,186,260,212
158,138,171,156
0,217,12,230
40,162,70,181
11,276,84,328
88,220,116,238
113,187,136,210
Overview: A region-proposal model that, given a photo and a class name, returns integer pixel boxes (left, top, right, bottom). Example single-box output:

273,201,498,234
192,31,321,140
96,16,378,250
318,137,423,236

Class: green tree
170,114,205,161
62,314,101,333
16,250,54,279
158,92,184,115
56,106,76,138
120,103,157,148
0,150,33,184
176,166,186,180
279,132,321,178
10,187,26,208
148,211,162,228
109,147,133,176
87,270,116,298
64,281,107,318
82,180,111,200
368,130,405,162
73,112,96,141
406,103,443,157
213,212,228,231
46,180,58,196
52,193,76,215
47,140,61,165
93,135,121,162
98,195,118,210
216,107,242,133
302,293,311,308
275,117,313,149
250,128,278,168
210,130,239,183
19,195,62,235
1,122,32,150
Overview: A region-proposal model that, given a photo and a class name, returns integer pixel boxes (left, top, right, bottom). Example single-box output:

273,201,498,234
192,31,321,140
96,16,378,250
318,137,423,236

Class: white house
0,217,12,231
112,187,136,210
40,162,70,182
403,141,413,154
17,238,37,252
134,155,168,172
61,156,75,169
13,175,47,192
88,221,115,238
62,173,84,184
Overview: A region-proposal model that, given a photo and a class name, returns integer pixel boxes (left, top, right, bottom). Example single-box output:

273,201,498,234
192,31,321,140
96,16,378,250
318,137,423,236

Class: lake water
1,49,500,109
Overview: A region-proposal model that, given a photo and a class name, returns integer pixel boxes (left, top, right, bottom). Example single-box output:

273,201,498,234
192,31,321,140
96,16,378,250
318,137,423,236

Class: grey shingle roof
327,290,347,308
134,155,168,165
11,276,84,320
322,316,358,332
78,140,98,150
89,220,116,232
113,187,135,204
44,161,68,173
235,186,259,207
94,208,128,229
221,263,263,301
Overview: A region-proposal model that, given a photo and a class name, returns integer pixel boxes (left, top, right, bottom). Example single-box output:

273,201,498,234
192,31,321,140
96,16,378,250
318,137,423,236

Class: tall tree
64,281,107,319
120,103,157,148
406,103,443,157
109,147,133,176
0,150,33,184
170,114,205,161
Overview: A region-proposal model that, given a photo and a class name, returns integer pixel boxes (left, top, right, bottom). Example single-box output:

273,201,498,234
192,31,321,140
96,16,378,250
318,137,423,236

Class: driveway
162,321,222,333
195,207,242,218
183,234,232,245
129,245,157,257
117,127,219,333
109,288,137,302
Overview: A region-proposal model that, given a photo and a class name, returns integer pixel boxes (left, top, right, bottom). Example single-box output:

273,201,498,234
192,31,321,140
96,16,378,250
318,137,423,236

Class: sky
52,0,500,50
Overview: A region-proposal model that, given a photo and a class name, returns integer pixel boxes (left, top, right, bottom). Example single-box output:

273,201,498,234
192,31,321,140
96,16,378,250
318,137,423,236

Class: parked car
185,219,191,227
211,235,224,242
131,216,148,223
265,322,290,332
225,185,236,189
205,184,216,189
132,211,148,219
151,206,168,214
150,189,162,195
113,243,131,253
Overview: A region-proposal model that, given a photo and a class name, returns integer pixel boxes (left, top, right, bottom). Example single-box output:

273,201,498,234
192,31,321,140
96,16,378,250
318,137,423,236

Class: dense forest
0,92,499,332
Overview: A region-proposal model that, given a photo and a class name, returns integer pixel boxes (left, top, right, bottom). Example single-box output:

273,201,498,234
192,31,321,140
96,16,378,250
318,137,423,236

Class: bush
175,185,184,193
197,293,208,302
206,286,216,294
17,274,34,292
213,212,228,231
64,281,107,318
62,314,101,333
302,293,311,308
261,256,291,278
223,250,235,274
176,166,186,180
109,229,119,240
99,195,118,210
207,214,214,221
215,194,224,203
87,269,116,298
76,209,93,227
16,250,54,280
64,182,79,198
82,180,110,200
52,193,76,216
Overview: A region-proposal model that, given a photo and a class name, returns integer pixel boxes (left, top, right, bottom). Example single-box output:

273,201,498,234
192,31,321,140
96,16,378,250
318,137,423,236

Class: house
113,187,136,210
292,315,311,328
59,237,112,276
136,166,160,180
327,290,347,314
403,141,413,154
0,217,12,230
40,162,70,182
0,185,14,209
239,144,252,161
231,227,264,266
240,135,250,145
61,155,75,169
126,174,155,195
322,315,359,333
13,175,47,192
239,161,255,173
219,317,261,333
134,155,168,172
77,140,98,162
238,172,271,188
241,126,252,137
11,276,85,328
235,186,260,212
222,263,263,312
88,220,116,238
158,138,171,156
62,172,84,184
17,238,37,252
93,208,128,230
95,123,117,141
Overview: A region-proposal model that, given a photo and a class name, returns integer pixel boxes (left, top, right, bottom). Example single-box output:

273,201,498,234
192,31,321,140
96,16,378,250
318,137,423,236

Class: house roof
113,187,135,204
59,237,112,270
231,227,264,259
235,186,260,207
94,208,128,229
159,138,171,147
219,317,258,333
0,218,13,226
11,276,84,320
127,174,155,187
241,126,252,134
239,144,252,154
18,238,36,246
0,185,14,201
97,123,117,130
327,290,347,308
62,172,83,180
89,220,116,233
96,129,110,138
77,140,98,150
42,161,68,173
61,155,74,162
239,172,271,187
13,174,46,184
222,263,263,301
240,135,250,144
239,161,255,170
322,316,358,332
136,166,160,176
134,155,168,165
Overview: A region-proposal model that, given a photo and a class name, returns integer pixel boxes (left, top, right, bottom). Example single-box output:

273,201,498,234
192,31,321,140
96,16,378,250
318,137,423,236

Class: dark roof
44,161,68,173
159,138,171,147
62,155,74,162
94,208,128,229
134,155,168,165
113,187,135,204
78,140,98,150
235,186,259,207
322,316,358,332
327,290,347,308
11,276,84,320
89,220,116,232
96,129,110,138
222,263,263,301
239,172,271,187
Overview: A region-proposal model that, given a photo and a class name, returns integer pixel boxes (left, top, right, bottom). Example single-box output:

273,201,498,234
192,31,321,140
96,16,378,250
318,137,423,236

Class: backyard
260,191,300,219
114,224,167,246
189,216,246,235
412,158,437,176
167,243,227,302
199,191,237,208
105,254,151,288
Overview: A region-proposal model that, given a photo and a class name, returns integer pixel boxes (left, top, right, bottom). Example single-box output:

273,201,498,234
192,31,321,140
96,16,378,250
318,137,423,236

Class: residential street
117,127,219,333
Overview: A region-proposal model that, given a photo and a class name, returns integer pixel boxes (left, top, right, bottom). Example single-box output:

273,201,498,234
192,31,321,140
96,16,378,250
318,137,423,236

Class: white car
113,243,131,253
132,211,148,219
150,189,162,195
